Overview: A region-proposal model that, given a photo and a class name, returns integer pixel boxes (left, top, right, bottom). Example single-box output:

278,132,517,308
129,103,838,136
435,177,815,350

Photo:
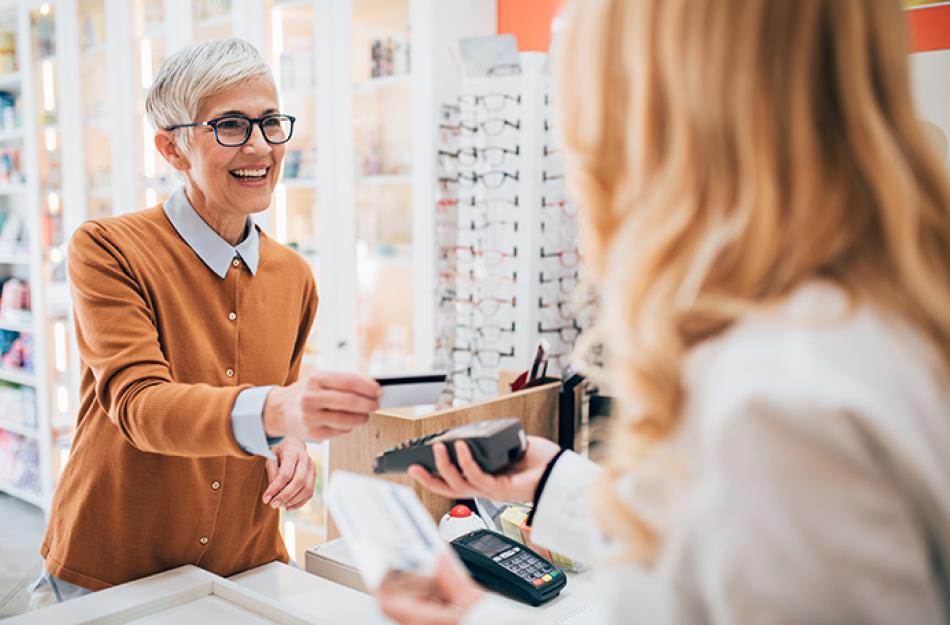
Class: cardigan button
199,536,209,545
231,258,241,268
211,481,221,490
226,368,234,378
228,312,237,321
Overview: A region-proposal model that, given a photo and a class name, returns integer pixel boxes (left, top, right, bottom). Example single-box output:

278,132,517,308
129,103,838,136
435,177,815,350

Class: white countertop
230,561,604,625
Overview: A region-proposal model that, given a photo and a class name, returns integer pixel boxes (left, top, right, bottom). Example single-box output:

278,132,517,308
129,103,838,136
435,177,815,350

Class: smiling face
160,75,285,232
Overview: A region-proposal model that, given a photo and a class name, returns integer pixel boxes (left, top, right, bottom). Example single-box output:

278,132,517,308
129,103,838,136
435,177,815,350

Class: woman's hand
377,552,484,625
262,437,315,510
263,370,382,442
408,435,562,503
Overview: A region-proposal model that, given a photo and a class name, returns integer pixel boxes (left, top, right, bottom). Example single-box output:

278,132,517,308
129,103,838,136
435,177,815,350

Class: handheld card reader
451,529,567,606
372,418,527,476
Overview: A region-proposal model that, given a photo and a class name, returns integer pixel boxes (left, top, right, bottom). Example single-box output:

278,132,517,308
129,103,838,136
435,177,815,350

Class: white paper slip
327,470,448,590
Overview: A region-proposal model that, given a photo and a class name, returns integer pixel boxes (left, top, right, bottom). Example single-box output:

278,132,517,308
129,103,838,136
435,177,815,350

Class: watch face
433,418,518,443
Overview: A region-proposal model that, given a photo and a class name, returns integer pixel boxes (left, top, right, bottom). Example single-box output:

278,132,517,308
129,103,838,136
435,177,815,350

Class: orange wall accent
498,1,950,53
907,4,950,52
497,0,562,52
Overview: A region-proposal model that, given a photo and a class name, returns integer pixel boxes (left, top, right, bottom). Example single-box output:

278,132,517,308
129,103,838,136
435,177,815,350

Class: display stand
435,42,591,403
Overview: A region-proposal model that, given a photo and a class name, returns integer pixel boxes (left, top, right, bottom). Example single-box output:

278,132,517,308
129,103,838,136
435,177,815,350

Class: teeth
231,168,267,177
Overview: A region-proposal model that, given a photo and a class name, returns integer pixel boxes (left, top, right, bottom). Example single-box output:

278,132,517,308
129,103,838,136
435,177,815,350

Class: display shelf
0,481,43,506
281,176,317,188
355,173,411,186
0,253,30,265
354,73,410,93
0,368,36,387
0,317,33,333
0,417,38,439
0,183,26,195
0,71,22,91
0,127,24,142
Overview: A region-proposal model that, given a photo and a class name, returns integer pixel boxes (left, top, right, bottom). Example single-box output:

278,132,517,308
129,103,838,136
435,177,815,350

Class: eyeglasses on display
452,346,517,368
457,170,520,189
543,144,560,157
451,371,499,396
454,322,516,345
541,196,578,218
486,63,521,77
459,118,521,136
458,93,521,111
542,170,564,183
441,245,518,266
538,296,574,321
537,321,581,343
540,246,580,268
469,218,518,232
165,114,295,147
441,294,518,317
436,196,519,211
539,271,579,295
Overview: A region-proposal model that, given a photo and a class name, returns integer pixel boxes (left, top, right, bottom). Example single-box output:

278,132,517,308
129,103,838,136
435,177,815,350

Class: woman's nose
242,123,272,153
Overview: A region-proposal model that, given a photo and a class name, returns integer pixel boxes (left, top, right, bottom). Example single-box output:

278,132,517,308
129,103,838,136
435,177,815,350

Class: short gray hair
146,38,274,149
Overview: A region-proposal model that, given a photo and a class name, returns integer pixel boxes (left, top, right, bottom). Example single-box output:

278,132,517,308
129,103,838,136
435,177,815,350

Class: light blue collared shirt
163,187,279,459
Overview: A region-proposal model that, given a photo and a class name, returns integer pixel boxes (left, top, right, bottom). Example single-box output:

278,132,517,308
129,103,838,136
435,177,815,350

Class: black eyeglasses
165,114,296,147
458,93,521,111
457,170,519,189
538,321,581,343
540,271,579,295
459,118,521,136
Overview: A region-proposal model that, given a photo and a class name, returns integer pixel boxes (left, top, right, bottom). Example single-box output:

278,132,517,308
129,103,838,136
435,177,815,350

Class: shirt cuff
231,386,278,459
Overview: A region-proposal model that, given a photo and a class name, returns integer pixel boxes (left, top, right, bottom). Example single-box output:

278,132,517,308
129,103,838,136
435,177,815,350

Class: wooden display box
327,380,560,539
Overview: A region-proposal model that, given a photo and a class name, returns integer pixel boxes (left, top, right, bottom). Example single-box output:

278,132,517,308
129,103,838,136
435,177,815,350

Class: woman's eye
218,120,245,130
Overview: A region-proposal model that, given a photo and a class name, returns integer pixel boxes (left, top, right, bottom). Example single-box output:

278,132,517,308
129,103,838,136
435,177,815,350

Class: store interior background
0,0,948,618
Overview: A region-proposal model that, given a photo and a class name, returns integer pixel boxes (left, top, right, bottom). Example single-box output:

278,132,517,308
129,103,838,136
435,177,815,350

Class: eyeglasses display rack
435,48,594,404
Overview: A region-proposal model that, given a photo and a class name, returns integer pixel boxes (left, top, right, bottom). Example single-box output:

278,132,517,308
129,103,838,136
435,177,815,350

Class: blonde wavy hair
556,0,950,560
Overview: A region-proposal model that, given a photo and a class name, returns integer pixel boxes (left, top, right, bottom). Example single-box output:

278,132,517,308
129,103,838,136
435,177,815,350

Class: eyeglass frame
164,113,296,147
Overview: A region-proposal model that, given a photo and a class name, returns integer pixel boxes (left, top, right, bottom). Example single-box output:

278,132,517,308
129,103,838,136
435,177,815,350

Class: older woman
379,0,950,624
29,38,381,609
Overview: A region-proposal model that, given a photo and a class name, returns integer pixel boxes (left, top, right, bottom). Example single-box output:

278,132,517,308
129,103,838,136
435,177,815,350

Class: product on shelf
0,382,36,428
0,328,31,371
0,277,31,322
0,429,40,493
0,91,18,130
0,31,14,74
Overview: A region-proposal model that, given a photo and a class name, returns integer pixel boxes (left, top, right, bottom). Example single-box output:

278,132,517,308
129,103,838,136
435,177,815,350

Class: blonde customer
379,0,950,623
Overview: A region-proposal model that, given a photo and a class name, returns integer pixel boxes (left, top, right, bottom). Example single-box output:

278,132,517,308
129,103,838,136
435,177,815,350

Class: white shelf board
354,74,410,94
0,418,39,439
0,481,43,507
0,253,30,265
0,317,33,333
0,368,37,386
0,127,24,142
0,71,21,92
0,182,26,195
281,177,317,188
355,174,411,186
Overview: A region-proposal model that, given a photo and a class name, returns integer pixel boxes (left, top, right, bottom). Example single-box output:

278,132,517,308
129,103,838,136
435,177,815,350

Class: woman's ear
154,132,190,171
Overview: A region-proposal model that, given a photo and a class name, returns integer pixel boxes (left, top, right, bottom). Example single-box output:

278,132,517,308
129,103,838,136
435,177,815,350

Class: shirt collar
162,186,260,279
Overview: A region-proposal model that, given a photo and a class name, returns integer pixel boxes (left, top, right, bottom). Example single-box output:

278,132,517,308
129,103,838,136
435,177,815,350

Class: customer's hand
377,552,484,625
262,437,314,510
409,435,562,503
263,370,381,442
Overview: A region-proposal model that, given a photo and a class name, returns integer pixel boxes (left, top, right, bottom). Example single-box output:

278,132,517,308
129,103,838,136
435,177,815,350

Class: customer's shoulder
258,230,315,284
686,281,948,434
69,207,171,257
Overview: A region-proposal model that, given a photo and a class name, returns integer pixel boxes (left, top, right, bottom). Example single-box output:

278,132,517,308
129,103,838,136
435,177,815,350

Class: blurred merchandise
0,277,31,322
0,32,14,74
0,429,40,493
370,33,410,78
0,145,23,183
193,0,232,21
0,91,19,130
0,382,36,428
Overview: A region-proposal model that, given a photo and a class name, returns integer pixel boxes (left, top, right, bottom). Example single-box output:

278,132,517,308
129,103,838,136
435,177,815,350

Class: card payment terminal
451,529,567,606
